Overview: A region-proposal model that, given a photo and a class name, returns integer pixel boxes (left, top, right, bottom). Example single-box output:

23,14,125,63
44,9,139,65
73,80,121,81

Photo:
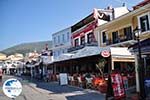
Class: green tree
96,58,107,78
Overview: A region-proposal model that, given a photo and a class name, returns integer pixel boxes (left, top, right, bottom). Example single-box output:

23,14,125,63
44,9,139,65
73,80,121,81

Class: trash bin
145,79,150,97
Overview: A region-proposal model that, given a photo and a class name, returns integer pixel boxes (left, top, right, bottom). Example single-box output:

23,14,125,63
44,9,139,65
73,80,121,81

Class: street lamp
133,27,146,99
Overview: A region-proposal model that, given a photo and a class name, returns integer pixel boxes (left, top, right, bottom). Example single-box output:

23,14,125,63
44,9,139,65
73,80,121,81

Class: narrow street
0,75,105,100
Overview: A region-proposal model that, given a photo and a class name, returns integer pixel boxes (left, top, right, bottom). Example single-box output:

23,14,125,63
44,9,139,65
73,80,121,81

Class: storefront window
114,62,135,87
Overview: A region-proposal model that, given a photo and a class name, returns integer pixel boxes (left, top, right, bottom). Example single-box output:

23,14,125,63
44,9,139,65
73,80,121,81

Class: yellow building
7,53,24,61
95,2,150,94
0,53,7,61
95,3,150,48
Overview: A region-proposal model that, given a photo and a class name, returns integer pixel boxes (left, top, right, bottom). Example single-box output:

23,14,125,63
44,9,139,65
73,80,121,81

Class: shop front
129,38,150,98
52,46,135,95
112,56,135,88
54,49,110,91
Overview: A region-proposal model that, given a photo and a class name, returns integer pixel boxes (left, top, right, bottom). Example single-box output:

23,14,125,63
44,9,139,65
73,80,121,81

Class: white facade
113,7,129,19
52,27,71,59
98,6,129,20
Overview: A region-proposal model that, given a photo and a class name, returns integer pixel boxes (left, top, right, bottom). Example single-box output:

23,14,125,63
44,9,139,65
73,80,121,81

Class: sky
0,0,143,51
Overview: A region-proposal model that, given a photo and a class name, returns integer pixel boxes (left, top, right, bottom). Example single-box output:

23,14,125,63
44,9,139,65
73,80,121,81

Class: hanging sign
101,50,110,57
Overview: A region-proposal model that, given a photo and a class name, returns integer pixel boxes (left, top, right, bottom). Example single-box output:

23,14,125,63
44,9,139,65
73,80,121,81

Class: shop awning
71,46,109,59
53,46,109,63
53,46,134,63
54,53,74,62
111,47,134,57
128,38,150,54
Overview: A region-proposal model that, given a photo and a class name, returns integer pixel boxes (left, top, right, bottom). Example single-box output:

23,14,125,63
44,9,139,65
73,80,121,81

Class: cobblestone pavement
0,75,105,100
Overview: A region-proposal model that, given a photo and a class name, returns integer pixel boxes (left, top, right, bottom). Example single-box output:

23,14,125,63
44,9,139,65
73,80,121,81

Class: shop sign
59,73,68,85
72,22,96,38
80,32,85,37
101,50,110,57
111,73,126,99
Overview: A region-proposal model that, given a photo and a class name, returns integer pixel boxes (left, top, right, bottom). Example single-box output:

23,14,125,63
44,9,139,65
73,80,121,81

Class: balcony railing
68,41,98,52
106,35,133,46
120,34,133,42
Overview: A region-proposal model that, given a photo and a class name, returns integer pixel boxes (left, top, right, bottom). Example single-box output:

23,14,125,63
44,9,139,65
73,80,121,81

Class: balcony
140,30,150,37
105,35,134,46
68,42,98,52
119,35,133,42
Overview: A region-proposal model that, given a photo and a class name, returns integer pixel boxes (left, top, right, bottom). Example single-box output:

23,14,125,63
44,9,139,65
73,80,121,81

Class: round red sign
101,50,110,57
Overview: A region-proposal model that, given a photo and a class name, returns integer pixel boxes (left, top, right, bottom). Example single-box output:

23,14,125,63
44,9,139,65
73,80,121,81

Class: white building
52,27,71,59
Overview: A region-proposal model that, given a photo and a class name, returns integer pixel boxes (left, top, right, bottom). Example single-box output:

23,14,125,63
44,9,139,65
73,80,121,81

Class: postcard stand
106,72,126,100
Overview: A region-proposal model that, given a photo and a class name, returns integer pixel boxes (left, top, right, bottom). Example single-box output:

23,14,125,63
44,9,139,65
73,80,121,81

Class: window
67,32,70,41
58,50,61,56
62,49,65,53
87,32,94,43
53,37,56,44
58,36,60,43
80,36,85,45
53,51,56,57
102,31,107,43
62,34,65,42
74,38,79,47
139,14,150,32
112,31,119,44
124,26,132,40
